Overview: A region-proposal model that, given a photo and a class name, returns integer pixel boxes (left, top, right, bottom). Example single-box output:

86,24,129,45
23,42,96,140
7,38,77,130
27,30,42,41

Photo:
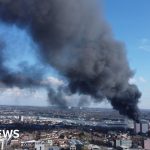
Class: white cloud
0,75,148,108
129,78,137,84
129,76,147,84
139,76,146,83
0,87,48,106
0,75,66,106
41,76,65,88
46,76,64,86
139,38,150,52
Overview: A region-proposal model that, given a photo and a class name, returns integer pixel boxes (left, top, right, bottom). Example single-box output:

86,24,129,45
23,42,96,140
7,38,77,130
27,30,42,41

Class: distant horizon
0,104,150,111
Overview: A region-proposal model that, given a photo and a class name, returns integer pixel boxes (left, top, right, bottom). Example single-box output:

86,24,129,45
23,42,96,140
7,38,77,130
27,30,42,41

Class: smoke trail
0,40,44,88
0,0,141,120
48,87,67,107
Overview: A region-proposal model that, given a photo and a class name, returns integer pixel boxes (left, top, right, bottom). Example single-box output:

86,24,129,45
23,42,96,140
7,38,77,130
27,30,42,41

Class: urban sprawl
0,106,150,150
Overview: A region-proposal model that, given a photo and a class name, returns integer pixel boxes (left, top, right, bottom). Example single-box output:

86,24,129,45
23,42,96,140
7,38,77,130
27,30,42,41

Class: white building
35,142,45,150
144,139,150,150
115,139,132,149
141,121,149,134
88,144,100,150
134,123,141,134
70,145,76,150
21,140,36,149
48,146,60,150
0,138,7,150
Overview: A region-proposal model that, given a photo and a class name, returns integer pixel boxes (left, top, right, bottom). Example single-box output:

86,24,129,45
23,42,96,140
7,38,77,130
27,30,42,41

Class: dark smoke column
0,0,141,120
109,85,141,121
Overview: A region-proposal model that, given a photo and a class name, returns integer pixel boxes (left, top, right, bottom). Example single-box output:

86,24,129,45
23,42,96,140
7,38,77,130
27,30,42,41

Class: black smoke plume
0,0,141,120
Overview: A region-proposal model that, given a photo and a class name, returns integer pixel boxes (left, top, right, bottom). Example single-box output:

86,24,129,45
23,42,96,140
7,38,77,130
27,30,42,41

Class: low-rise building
115,139,132,149
144,139,150,150
68,139,83,150
88,144,100,150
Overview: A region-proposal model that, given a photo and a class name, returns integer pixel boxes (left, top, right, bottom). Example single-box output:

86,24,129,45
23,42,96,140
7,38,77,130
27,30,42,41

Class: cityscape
0,106,149,149
0,0,150,150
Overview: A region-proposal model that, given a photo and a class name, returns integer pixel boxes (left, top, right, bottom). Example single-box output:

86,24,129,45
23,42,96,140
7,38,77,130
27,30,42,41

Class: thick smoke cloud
0,0,141,121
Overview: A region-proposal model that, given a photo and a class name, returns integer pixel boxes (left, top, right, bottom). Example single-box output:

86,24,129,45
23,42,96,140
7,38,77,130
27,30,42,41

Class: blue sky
103,0,150,108
0,0,150,108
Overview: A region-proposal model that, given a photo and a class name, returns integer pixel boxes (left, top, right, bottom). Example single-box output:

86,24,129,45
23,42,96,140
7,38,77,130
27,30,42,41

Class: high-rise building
141,121,149,134
19,115,24,122
134,120,149,134
134,123,141,134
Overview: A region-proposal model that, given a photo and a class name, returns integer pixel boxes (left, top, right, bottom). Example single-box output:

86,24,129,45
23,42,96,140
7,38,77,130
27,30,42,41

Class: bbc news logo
0,130,19,139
